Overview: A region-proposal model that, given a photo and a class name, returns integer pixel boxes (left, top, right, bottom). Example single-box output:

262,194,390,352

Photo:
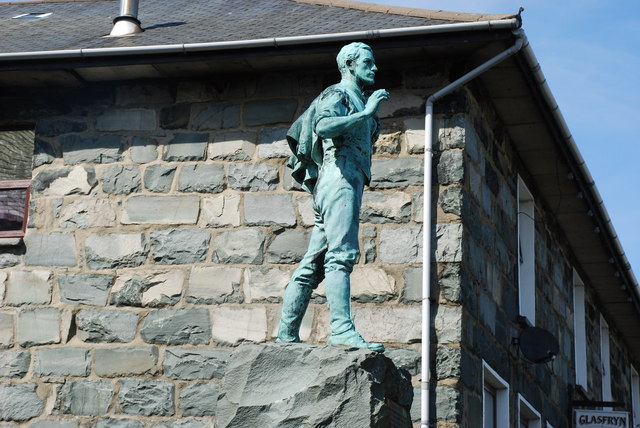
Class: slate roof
0,0,516,54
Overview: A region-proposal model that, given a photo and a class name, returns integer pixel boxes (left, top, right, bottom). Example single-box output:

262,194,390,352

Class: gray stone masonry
0,71,489,426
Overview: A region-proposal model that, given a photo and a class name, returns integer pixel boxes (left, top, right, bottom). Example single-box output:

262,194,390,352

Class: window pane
0,188,27,232
483,386,496,428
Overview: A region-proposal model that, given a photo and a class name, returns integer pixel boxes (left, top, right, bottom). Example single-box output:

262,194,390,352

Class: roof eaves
293,0,519,22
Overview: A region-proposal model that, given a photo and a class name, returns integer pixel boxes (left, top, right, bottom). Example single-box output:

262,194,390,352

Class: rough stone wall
0,66,468,426
453,86,637,428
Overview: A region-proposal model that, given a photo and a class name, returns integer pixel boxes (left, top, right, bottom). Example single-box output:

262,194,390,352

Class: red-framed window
0,179,31,238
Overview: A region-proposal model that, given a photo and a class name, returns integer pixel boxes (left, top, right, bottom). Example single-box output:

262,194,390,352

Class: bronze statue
277,42,389,352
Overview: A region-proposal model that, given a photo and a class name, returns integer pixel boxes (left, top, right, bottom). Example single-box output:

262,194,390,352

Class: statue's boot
325,270,385,352
276,281,312,343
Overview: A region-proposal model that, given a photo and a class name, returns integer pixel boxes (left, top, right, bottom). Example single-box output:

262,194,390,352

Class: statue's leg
276,206,327,343
318,161,384,352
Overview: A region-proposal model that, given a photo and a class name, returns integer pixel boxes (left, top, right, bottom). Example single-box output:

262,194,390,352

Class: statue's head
336,42,377,86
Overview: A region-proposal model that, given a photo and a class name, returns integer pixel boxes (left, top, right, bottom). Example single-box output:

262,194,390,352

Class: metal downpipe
421,29,525,428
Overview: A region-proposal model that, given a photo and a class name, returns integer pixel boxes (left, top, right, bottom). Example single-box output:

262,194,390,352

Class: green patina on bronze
277,42,389,352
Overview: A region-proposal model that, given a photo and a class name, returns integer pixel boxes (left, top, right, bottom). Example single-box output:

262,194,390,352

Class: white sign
576,409,629,428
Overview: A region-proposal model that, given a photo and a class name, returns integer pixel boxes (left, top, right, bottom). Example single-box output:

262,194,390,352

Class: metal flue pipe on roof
110,0,142,37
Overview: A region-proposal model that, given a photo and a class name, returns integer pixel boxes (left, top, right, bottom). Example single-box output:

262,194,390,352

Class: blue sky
373,0,640,279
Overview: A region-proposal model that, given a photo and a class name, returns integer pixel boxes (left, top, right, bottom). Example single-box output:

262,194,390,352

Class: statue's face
349,49,377,87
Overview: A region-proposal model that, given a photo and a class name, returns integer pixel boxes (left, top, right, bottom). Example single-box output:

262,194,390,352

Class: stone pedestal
216,343,413,428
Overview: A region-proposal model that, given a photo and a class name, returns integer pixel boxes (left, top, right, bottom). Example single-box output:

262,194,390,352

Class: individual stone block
374,131,401,154
191,103,240,130
16,308,60,346
177,164,225,193
60,380,113,416
437,150,464,184
141,308,211,345
110,270,184,307
434,305,462,344
150,229,210,265
257,127,290,158
163,348,231,380
0,384,43,421
180,382,219,416
75,309,138,343
216,343,412,428
404,117,425,154
435,385,461,423
413,191,424,223
209,131,256,160
144,164,177,193
4,270,52,305
31,166,97,196
36,117,87,137
0,312,14,348
436,345,461,380
130,136,159,163
186,266,241,304
0,350,30,378
85,233,148,270
24,232,77,267
385,348,421,376
122,196,200,224
0,253,20,269
118,380,175,416
101,165,141,194
94,419,143,428
243,99,297,126
211,306,267,345
296,196,315,226
95,108,156,131
244,194,296,227
28,419,81,428
436,223,463,262
439,264,461,303
163,133,208,161
402,267,422,303
93,347,158,377
58,274,113,306
59,199,117,228
350,267,395,303
283,167,303,191
361,225,376,264
212,229,264,265
228,163,278,191
33,138,58,167
244,267,289,302
379,225,423,264
360,191,411,223
351,306,421,343
60,135,122,164
201,194,241,227
34,348,89,377
438,185,463,215
369,158,423,189
160,104,190,129
267,230,311,264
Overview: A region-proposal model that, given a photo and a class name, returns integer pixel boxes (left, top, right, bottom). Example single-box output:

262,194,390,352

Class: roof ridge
292,0,517,22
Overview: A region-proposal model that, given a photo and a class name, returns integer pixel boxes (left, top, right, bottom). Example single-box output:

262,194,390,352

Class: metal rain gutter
421,29,526,428
0,18,520,62
518,40,640,302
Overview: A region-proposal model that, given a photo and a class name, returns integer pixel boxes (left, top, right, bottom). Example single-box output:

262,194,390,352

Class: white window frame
518,393,542,428
518,176,536,325
573,270,588,390
483,361,509,428
600,314,612,404
631,367,640,428
546,422,554,428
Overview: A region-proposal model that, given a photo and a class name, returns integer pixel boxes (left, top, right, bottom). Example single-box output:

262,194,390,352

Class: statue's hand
363,89,389,117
